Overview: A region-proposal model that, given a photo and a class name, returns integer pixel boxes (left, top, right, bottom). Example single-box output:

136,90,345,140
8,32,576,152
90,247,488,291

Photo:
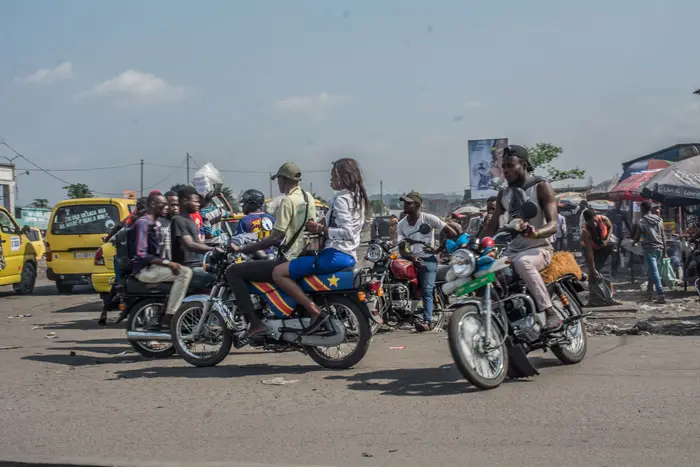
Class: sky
1,0,700,206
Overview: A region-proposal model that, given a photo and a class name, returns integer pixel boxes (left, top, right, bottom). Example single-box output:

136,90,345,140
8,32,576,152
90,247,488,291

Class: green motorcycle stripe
455,272,496,296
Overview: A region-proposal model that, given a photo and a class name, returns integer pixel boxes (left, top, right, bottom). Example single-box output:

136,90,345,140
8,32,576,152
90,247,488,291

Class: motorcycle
681,237,700,295
445,201,589,390
170,250,376,369
364,223,451,333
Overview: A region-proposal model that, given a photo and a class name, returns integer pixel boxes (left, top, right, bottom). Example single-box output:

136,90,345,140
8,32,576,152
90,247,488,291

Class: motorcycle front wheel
307,296,372,370
448,304,508,390
171,302,232,368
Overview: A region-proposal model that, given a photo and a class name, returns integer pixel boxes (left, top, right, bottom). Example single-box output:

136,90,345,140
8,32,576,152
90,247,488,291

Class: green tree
63,183,94,199
30,198,50,208
525,142,585,182
370,200,385,215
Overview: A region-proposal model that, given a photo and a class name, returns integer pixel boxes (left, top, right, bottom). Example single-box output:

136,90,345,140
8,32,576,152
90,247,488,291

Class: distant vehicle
0,206,38,295
371,215,394,241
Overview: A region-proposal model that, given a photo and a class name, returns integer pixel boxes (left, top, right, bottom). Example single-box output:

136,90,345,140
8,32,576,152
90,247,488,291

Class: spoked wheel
448,304,508,390
171,302,232,368
307,296,372,370
550,289,588,365
125,299,176,359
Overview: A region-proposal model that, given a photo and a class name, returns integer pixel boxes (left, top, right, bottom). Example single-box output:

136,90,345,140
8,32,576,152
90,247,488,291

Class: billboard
468,138,508,200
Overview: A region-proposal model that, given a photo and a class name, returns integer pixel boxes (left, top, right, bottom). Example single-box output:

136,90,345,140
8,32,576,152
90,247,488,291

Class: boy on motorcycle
397,191,458,332
480,145,562,332
233,189,276,253
227,162,316,338
130,192,193,329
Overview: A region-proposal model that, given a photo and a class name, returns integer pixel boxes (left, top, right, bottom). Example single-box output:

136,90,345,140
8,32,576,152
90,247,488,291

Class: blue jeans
113,258,121,282
288,248,356,280
644,250,665,297
418,256,438,322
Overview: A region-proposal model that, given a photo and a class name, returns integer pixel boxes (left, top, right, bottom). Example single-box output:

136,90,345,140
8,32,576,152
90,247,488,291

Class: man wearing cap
227,162,316,338
480,145,563,332
397,191,458,332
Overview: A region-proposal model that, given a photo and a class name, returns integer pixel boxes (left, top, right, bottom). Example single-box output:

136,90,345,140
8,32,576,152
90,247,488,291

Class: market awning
608,170,663,201
587,178,619,201
641,155,700,206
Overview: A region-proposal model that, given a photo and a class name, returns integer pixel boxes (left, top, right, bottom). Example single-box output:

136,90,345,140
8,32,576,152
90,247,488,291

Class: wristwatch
162,260,171,265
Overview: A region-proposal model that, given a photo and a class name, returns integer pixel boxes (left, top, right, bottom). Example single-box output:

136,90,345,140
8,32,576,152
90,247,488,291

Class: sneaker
543,309,563,333
656,296,667,305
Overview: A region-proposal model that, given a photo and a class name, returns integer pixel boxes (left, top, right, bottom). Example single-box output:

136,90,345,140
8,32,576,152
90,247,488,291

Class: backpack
114,226,132,274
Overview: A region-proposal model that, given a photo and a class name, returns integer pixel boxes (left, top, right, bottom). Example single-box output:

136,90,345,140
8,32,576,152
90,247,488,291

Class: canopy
607,170,662,201
454,205,481,215
640,155,700,206
587,178,619,201
555,191,585,208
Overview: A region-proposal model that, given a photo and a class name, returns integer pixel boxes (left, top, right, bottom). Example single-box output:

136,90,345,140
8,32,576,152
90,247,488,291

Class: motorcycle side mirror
520,201,538,220
418,223,431,235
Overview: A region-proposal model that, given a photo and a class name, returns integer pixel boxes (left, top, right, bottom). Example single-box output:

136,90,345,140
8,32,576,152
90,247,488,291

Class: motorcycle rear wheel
448,304,508,390
172,302,232,368
126,299,176,359
550,289,588,365
307,296,372,370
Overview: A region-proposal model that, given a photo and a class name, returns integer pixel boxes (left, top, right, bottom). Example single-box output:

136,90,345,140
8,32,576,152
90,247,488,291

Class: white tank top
500,181,552,254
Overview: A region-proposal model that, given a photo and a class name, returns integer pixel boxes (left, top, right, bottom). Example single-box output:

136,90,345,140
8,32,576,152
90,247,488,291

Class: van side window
0,211,17,234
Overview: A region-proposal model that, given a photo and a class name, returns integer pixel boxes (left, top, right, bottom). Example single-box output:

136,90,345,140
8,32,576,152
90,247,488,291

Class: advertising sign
468,138,508,200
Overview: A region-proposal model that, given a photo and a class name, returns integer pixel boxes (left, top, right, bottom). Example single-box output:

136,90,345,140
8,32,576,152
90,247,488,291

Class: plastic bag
588,277,615,307
660,257,677,288
192,163,224,198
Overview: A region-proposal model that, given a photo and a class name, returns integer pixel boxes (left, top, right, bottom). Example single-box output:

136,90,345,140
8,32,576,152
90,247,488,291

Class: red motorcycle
364,226,450,333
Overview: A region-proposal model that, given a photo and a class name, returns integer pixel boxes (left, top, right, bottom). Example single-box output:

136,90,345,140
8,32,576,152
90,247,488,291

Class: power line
17,163,140,172
143,156,187,191
0,140,126,196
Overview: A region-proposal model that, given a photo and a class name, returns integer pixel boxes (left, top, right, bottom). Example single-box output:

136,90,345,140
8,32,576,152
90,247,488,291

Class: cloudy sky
1,0,699,205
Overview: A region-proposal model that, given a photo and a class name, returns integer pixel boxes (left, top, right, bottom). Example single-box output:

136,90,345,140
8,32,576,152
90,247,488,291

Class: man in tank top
480,145,562,332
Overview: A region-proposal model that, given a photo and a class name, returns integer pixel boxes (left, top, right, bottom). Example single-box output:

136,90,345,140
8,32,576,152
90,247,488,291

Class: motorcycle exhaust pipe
126,331,172,341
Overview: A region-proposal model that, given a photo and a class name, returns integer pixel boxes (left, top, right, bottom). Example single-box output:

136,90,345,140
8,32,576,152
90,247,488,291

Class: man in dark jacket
633,201,667,303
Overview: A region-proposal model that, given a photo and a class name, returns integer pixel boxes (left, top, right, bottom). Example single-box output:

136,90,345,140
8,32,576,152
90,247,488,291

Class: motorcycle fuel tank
390,258,417,281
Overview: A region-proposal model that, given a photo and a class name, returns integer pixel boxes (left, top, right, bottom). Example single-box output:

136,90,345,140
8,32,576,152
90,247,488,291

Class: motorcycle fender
450,299,509,339
181,294,211,305
506,337,540,378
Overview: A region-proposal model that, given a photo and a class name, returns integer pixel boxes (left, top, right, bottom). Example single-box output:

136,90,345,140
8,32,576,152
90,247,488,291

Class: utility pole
140,159,144,197
186,153,190,184
310,182,313,195
269,173,273,199
380,180,384,210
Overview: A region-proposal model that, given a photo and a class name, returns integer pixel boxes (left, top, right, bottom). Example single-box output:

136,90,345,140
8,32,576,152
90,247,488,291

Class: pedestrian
556,211,567,251
633,201,667,303
608,201,631,276
576,200,589,238
581,209,622,306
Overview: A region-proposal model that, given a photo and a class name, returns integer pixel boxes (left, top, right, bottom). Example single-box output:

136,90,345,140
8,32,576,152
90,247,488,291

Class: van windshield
51,204,120,235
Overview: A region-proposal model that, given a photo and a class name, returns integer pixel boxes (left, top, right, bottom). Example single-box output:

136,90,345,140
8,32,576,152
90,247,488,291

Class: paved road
1,281,700,467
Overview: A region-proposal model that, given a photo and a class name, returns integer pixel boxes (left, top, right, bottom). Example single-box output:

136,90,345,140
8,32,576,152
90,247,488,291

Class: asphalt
1,280,700,467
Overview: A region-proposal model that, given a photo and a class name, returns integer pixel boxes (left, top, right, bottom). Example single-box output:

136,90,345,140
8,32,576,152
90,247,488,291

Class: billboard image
468,138,508,200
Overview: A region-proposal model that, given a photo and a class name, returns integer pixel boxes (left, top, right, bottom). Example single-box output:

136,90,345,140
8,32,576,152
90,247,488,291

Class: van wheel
14,263,37,295
57,282,73,294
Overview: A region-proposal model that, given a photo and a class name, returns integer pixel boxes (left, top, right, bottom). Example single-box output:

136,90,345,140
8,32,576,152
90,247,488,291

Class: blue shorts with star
289,248,356,280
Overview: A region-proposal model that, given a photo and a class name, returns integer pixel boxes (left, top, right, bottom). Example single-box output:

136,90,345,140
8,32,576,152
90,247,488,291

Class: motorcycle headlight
449,249,476,278
365,243,384,263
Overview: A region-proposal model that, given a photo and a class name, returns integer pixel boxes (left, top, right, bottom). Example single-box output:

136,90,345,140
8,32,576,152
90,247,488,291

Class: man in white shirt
397,191,458,332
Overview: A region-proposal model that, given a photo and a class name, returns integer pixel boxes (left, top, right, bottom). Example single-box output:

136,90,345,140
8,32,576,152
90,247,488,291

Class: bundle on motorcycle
444,201,590,390
170,250,376,369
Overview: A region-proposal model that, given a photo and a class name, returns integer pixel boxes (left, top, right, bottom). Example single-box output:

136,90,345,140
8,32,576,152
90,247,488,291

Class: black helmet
239,189,265,210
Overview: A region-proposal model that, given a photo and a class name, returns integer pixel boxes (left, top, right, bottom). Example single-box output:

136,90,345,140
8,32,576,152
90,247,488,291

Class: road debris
261,377,299,386
0,346,23,351
44,332,57,339
389,346,406,350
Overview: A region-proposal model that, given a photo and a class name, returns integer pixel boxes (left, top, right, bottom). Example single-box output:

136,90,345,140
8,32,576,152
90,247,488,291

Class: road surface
1,281,699,467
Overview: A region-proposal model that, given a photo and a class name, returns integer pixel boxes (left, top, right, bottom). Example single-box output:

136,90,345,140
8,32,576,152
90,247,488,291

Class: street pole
186,153,190,184
269,173,273,199
310,182,313,195
380,180,384,212
140,159,144,197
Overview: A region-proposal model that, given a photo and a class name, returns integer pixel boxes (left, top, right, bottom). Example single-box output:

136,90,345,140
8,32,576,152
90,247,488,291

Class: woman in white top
271,158,368,333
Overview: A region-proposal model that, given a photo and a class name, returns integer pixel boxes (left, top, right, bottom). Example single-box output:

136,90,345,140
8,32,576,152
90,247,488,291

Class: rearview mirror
21,225,31,235
418,223,431,235
520,202,538,220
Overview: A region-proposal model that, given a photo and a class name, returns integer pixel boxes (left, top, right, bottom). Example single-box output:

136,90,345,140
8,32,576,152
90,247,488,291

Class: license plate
74,251,95,259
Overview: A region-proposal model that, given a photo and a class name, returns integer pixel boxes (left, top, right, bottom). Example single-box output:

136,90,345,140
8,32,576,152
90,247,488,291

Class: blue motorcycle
170,250,375,369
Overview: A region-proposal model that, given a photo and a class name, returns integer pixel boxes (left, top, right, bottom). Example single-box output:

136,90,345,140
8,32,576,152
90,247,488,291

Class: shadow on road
23,352,142,367
51,301,103,314
0,284,95,298
39,317,102,331
111,363,323,380
325,366,529,396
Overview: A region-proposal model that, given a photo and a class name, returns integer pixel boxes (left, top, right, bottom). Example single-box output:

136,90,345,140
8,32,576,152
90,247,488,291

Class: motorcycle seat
436,264,450,282
125,277,172,294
